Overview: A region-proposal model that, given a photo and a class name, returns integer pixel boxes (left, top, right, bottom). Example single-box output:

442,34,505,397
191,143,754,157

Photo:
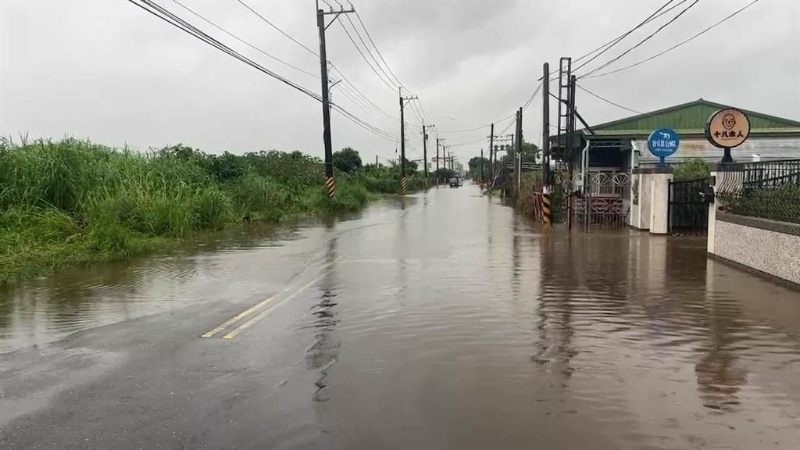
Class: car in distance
449,177,460,188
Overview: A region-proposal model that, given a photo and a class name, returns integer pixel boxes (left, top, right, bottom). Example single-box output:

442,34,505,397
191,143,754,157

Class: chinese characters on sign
705,108,751,148
705,108,750,163
647,128,680,166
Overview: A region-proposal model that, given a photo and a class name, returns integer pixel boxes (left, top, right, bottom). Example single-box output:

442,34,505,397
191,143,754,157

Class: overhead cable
129,0,398,143
576,84,642,114
586,0,762,79
578,0,701,79
571,0,685,74
170,0,318,79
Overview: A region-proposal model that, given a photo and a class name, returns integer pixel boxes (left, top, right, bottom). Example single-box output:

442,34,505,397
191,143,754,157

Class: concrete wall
631,168,670,233
711,214,800,286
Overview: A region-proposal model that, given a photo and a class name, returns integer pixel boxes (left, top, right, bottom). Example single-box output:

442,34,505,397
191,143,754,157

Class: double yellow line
202,257,341,340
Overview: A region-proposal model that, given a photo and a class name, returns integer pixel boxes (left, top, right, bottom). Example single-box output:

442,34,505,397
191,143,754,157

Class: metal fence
717,159,800,224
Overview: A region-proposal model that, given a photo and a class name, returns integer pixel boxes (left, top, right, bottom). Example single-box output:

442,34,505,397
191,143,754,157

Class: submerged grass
0,138,427,284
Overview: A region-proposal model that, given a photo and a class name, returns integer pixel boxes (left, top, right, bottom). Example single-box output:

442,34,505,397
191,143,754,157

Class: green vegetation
332,147,362,173
0,138,425,283
673,158,711,181
467,156,489,181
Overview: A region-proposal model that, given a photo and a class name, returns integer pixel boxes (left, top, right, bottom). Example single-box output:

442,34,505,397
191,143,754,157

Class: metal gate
668,177,711,235
573,172,630,228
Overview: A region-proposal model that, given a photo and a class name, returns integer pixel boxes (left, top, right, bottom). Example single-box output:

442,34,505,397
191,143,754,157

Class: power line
170,0,318,79
576,84,642,114
329,65,396,120
578,0,700,79
354,10,405,90
343,13,399,90
235,0,396,124
131,0,321,99
571,0,684,74
586,0,762,79
522,81,543,111
437,124,489,133
338,19,397,92
128,0,398,143
447,136,488,148
236,0,318,57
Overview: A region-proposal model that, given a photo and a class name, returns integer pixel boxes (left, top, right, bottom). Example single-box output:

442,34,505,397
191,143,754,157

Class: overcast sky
2,0,798,164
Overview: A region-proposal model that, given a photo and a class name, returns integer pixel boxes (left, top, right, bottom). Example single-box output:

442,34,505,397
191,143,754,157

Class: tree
402,157,418,173
673,158,711,181
468,156,489,179
332,147,362,173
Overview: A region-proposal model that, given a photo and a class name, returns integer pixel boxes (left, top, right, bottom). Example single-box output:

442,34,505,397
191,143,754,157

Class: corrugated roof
584,99,800,137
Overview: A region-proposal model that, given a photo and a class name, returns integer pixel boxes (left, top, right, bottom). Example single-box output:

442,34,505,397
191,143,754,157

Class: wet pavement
2,183,800,449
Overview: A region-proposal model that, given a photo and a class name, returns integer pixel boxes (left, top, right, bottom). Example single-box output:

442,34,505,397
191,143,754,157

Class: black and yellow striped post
401,176,408,196
325,176,336,199
542,187,552,227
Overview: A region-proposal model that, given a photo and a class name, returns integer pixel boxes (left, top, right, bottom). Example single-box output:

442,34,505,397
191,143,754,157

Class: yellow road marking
221,272,328,340
201,257,343,339
201,292,283,338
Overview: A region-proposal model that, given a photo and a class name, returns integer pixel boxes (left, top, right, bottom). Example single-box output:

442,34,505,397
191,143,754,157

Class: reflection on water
2,185,800,448
0,205,384,354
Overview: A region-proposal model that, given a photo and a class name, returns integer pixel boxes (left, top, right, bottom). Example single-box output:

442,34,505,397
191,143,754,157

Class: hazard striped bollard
325,176,336,199
401,177,407,196
542,187,552,227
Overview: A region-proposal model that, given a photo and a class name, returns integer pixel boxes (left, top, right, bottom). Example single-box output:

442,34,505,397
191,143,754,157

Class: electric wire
338,19,397,92
585,0,762,79
571,0,685,74
576,84,642,114
237,0,395,123
236,0,318,57
578,0,701,79
170,0,318,79
128,0,398,143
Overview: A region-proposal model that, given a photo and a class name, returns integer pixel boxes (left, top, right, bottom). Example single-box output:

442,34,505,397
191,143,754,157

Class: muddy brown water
2,183,800,449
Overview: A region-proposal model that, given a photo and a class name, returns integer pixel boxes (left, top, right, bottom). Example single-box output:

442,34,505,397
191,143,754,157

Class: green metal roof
585,99,800,137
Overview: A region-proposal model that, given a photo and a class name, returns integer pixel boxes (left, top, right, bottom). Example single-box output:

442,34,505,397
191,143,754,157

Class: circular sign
705,108,750,148
647,128,680,158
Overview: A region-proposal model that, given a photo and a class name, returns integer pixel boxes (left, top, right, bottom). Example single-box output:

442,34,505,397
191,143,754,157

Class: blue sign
647,128,680,165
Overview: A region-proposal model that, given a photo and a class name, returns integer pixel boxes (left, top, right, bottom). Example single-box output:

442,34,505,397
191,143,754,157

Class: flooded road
2,183,800,449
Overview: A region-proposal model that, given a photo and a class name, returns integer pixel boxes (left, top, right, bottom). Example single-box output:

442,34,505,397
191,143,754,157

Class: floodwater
2,183,800,449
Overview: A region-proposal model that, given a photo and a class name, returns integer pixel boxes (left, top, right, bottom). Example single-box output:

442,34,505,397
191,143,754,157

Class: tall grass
0,138,424,282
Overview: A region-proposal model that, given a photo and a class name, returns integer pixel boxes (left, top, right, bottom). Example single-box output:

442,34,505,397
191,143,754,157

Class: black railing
717,159,800,224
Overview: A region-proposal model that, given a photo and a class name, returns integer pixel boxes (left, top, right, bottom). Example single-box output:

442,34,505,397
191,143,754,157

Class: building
556,98,800,195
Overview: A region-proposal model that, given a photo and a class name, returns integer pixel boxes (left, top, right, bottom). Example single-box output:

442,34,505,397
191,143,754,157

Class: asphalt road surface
2,183,800,449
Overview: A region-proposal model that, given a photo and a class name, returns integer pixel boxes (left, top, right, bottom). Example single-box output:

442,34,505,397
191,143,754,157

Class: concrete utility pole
489,123,494,186
542,62,552,227
399,88,418,196
316,2,354,199
480,148,485,185
542,62,550,189
436,137,444,185
423,124,435,185
514,107,523,199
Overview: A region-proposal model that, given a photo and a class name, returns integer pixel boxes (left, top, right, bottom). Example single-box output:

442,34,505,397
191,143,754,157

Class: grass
0,138,427,284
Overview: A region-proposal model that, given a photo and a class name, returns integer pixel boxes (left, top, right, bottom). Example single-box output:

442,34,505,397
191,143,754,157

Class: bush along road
0,138,428,284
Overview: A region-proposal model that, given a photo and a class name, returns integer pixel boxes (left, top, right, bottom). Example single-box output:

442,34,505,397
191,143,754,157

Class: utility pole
399,87,418,195
480,148,485,186
566,74,577,232
423,124,435,186
316,1,354,199
542,62,550,191
436,137,444,186
541,62,552,227
489,123,494,187
514,107,523,199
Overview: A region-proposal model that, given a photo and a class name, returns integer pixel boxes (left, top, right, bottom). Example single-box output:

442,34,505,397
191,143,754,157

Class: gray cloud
2,0,798,165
